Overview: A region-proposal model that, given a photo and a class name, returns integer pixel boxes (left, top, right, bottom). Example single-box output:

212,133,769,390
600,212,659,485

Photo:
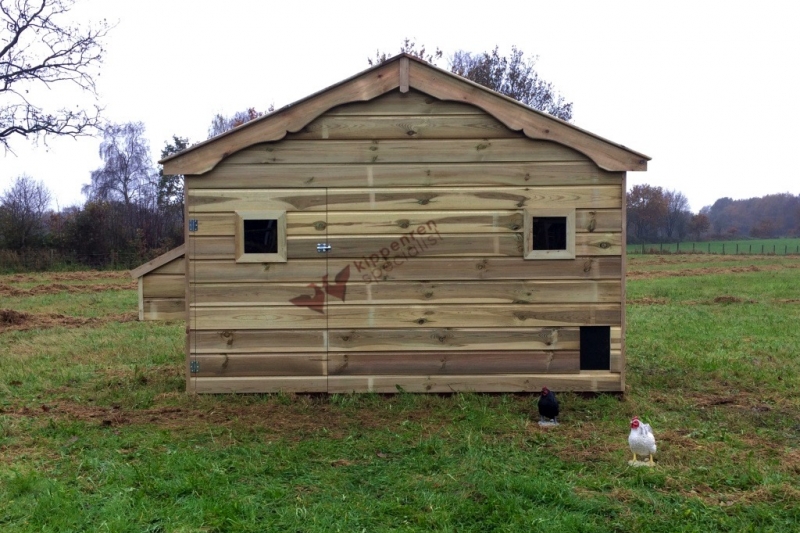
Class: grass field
1,257,800,532
626,237,800,256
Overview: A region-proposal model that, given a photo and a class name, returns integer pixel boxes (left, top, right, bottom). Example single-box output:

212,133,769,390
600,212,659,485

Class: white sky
3,0,799,213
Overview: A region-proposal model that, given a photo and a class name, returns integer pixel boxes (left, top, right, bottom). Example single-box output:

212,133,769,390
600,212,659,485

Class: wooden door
186,187,330,393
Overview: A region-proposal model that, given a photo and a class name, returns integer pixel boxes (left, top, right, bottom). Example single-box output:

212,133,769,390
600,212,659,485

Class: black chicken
537,386,559,425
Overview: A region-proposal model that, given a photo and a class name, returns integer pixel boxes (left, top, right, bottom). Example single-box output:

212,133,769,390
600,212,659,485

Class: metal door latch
316,243,332,253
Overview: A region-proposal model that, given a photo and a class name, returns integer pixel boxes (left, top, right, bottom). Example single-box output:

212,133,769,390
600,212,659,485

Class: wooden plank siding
137,257,186,321
185,91,626,393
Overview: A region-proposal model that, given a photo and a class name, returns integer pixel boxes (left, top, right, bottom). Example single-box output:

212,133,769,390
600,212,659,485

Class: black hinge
190,360,199,373
188,219,198,232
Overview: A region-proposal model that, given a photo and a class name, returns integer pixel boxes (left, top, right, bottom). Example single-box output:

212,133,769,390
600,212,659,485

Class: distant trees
663,190,690,240
450,46,573,121
627,184,668,243
687,213,710,241
368,38,442,67
702,193,800,238
368,41,572,121
207,106,274,139
156,135,190,246
626,185,696,243
83,122,154,206
0,0,112,149
626,185,800,244
0,175,51,249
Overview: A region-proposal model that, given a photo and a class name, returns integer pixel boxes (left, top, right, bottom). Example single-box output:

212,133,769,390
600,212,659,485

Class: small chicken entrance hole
579,326,610,370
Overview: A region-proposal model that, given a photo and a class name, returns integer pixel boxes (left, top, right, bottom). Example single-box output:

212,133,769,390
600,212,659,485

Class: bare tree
368,37,442,67
83,122,155,206
688,213,710,241
207,106,273,139
0,174,51,249
450,46,573,121
663,189,690,240
626,184,667,243
0,0,112,149
367,41,572,121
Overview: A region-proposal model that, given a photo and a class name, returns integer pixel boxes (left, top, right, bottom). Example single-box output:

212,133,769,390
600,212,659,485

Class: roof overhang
130,244,186,280
161,54,649,175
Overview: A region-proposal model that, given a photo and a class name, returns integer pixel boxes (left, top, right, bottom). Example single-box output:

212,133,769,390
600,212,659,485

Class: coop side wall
184,90,624,393
140,258,186,321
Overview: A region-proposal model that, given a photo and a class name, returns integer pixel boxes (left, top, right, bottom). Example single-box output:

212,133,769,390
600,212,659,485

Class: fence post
736,244,739,254
693,242,696,252
708,243,711,253
762,244,764,254
749,244,752,254
722,243,725,254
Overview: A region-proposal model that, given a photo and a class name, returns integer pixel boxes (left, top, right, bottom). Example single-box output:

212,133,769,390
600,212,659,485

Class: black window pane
532,217,566,250
244,219,278,254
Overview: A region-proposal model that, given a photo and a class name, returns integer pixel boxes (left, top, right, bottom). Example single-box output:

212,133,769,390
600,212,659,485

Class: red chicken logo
289,265,350,313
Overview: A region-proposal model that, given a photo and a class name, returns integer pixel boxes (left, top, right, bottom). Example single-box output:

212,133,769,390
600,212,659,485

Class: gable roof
129,244,185,280
161,54,649,175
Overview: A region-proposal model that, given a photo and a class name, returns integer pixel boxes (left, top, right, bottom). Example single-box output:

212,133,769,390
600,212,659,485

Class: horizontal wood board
189,209,621,236
190,372,623,394
188,186,621,213
193,162,623,189
190,304,621,330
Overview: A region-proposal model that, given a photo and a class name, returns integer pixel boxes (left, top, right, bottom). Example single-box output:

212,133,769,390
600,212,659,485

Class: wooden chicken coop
161,54,649,394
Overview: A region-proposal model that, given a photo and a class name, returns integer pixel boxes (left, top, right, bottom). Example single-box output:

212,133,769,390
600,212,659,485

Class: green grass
627,237,800,255
2,260,800,532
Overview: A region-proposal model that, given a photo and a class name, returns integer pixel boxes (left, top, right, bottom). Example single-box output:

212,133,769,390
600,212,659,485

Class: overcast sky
3,0,799,213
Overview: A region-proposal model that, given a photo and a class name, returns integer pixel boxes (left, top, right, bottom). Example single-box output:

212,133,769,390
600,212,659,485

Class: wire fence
627,241,800,255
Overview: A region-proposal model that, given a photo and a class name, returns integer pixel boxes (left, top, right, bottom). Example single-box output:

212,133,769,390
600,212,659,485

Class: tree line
626,184,800,244
0,112,272,271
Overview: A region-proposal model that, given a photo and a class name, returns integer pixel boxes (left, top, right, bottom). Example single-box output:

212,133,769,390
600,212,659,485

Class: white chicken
628,416,657,466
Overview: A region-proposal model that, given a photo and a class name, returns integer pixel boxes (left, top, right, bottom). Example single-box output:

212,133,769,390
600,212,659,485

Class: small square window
531,217,567,251
244,219,279,254
523,208,575,260
235,211,287,263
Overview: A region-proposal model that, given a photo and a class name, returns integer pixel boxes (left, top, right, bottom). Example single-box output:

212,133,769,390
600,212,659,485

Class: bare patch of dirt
628,264,769,280
666,482,800,508
0,282,135,297
631,254,780,266
714,296,743,304
1,271,131,283
0,309,137,333
627,297,669,305
628,262,799,281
